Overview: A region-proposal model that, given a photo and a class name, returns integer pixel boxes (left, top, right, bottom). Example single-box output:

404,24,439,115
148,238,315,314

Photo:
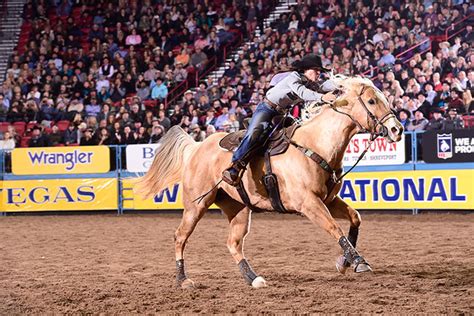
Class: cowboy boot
222,160,247,186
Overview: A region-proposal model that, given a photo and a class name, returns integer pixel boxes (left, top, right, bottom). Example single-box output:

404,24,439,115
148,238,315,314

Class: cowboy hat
291,54,331,72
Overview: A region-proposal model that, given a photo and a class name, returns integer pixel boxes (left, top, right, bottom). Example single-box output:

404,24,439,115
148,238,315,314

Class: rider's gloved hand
322,91,337,103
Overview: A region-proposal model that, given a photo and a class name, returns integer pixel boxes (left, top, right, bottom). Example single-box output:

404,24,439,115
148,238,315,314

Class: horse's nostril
391,126,401,135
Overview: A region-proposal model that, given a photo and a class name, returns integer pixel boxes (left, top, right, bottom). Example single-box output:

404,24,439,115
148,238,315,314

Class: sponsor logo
343,133,405,166
341,170,474,209
12,146,110,175
126,144,160,173
437,134,453,160
0,179,117,212
28,150,93,171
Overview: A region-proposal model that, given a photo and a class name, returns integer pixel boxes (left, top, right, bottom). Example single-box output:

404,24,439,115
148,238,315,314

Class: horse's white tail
134,126,200,199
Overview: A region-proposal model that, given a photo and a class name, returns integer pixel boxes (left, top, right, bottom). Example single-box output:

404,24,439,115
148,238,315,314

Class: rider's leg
222,102,278,185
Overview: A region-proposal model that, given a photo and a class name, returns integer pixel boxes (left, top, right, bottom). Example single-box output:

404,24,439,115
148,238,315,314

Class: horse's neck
293,108,358,168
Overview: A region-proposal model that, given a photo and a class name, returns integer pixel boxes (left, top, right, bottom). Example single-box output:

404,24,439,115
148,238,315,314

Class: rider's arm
287,72,324,102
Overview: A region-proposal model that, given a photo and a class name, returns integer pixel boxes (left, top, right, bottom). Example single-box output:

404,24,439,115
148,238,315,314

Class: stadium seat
12,121,26,135
0,122,10,133
56,120,70,131
20,136,31,147
143,99,157,108
462,115,474,128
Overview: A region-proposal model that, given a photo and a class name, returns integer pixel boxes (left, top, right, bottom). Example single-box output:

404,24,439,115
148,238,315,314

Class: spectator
80,128,97,146
150,77,168,101
96,127,111,145
426,109,445,131
29,126,51,147
135,126,150,144
85,97,101,118
442,108,464,130
397,109,411,130
120,125,136,145
173,62,188,82
150,124,165,143
157,110,171,130
190,47,208,71
201,108,216,127
0,131,16,150
214,105,230,131
49,125,63,146
189,124,206,142
407,110,429,131
136,81,151,101
99,57,115,78
64,123,79,145
447,88,465,114
125,28,142,46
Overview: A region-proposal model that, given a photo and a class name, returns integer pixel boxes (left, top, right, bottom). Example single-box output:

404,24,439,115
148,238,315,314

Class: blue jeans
232,102,279,163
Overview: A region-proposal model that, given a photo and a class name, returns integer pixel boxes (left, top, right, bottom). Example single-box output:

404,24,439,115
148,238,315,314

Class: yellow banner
0,178,117,212
122,179,218,210
12,146,110,175
342,170,474,209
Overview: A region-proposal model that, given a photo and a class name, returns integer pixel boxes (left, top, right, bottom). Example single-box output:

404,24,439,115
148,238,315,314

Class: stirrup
222,161,246,186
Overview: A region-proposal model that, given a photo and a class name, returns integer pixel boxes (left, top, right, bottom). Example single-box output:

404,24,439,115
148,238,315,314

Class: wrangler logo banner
12,146,110,175
122,179,218,210
342,170,474,209
0,178,117,212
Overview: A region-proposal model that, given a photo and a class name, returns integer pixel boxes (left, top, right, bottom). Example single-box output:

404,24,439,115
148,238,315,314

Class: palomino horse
136,75,403,289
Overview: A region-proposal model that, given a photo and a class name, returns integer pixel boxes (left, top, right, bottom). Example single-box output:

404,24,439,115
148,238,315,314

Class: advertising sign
343,133,405,166
341,170,474,209
121,179,218,210
0,178,117,212
125,144,160,173
12,146,110,175
422,129,474,163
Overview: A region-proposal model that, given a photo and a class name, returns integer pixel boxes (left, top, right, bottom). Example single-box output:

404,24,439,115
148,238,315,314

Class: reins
323,85,395,201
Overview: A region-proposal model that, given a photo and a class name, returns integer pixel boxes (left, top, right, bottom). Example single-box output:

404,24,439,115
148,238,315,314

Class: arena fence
1,130,473,215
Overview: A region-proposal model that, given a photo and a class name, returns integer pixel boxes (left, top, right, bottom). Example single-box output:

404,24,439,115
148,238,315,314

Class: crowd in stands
0,0,473,151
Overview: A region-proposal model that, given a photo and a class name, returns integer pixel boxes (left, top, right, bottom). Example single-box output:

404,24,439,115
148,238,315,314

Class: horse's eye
368,99,376,105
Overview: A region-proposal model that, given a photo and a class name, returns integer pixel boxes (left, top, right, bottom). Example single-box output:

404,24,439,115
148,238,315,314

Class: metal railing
445,13,473,41
164,32,244,108
362,13,473,78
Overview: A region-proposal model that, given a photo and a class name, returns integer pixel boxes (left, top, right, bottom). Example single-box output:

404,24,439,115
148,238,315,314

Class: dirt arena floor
0,212,472,314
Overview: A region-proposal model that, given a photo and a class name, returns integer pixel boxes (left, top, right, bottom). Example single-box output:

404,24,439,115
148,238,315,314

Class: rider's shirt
266,71,328,109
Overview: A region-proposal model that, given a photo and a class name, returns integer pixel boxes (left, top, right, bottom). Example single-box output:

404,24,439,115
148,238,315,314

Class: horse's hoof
355,262,373,273
180,278,196,289
336,255,350,274
251,276,267,288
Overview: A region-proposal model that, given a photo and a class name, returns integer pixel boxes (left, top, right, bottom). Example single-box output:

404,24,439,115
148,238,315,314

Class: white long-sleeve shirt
266,71,328,109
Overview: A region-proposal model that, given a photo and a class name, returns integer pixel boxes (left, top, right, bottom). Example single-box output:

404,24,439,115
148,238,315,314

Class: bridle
323,84,399,196
330,85,397,141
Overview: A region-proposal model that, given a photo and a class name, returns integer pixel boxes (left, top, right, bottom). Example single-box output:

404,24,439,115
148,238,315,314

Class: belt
264,98,287,114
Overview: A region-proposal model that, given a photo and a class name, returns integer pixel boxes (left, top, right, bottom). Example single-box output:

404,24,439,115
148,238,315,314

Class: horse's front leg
300,194,372,273
226,207,267,288
328,196,364,274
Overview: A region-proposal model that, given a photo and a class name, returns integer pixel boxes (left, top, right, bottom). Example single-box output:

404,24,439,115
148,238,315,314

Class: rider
222,54,339,186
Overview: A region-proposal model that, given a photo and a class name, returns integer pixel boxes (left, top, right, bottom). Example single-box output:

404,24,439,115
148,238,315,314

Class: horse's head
333,76,403,143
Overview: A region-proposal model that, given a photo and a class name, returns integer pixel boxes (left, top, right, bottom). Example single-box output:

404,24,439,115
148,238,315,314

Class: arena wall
1,131,473,214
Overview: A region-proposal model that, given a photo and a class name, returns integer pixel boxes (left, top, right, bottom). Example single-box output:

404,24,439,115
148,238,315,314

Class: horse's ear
333,99,349,107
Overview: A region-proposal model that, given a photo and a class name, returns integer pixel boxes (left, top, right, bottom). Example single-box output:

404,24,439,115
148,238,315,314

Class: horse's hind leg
301,195,371,274
328,196,363,274
174,202,208,289
217,198,267,288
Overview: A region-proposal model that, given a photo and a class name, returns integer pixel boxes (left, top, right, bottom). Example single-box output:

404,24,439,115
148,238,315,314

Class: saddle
219,115,341,214
219,116,299,156
219,116,300,213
